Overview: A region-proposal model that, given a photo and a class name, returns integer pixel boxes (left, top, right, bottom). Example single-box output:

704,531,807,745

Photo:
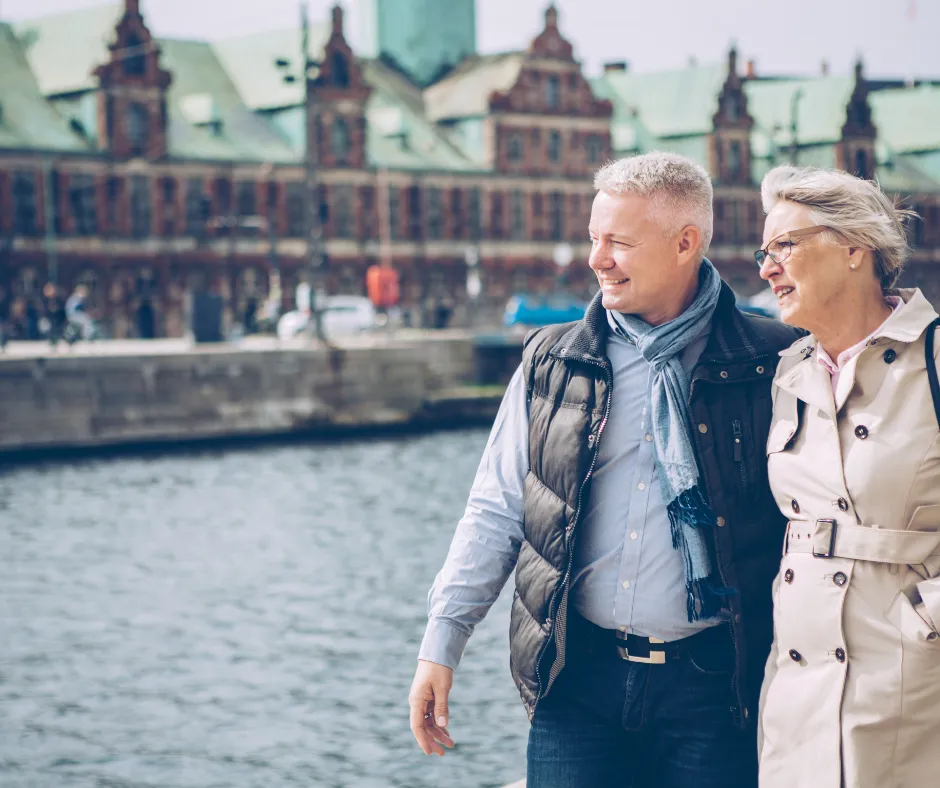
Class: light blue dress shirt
419,314,719,670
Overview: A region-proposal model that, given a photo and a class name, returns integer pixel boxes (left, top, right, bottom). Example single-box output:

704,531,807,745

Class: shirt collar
815,296,902,374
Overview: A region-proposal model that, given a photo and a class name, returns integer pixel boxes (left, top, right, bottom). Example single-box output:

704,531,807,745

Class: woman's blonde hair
760,165,917,289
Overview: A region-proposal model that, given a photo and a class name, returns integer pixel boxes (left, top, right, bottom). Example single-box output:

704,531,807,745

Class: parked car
504,293,587,329
277,295,376,339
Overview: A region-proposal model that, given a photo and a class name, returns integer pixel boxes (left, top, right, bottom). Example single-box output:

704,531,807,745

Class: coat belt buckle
812,519,837,559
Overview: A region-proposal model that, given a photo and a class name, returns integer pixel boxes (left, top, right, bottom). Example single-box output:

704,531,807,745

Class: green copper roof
14,3,119,96
210,26,330,112
0,22,91,151
423,52,524,121
870,85,940,154
744,76,853,147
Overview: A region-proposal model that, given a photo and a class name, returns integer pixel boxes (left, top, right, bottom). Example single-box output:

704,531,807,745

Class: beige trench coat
758,289,940,788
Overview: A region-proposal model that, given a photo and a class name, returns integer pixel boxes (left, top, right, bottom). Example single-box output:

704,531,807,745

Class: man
409,153,800,787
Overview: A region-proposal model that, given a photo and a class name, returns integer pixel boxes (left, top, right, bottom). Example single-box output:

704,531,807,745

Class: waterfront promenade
0,332,519,457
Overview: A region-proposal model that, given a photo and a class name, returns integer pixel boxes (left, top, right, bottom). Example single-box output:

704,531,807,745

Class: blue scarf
609,259,730,621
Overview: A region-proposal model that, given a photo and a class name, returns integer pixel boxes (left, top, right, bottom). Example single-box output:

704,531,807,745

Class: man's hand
408,660,456,756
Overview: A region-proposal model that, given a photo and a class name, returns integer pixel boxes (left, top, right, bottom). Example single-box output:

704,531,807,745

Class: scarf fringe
667,487,736,622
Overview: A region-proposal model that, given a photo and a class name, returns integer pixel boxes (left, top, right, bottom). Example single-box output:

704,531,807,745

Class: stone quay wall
0,334,521,457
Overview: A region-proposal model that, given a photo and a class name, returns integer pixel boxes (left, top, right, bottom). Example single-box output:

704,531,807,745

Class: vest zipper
534,356,613,703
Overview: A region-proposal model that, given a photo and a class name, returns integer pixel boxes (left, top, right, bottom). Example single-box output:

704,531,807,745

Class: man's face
588,191,689,323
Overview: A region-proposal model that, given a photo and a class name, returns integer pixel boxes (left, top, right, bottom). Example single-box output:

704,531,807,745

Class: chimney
821,60,830,77
746,59,756,79
604,61,628,74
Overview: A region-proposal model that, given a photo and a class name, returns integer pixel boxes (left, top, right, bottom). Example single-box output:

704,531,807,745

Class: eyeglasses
754,225,830,267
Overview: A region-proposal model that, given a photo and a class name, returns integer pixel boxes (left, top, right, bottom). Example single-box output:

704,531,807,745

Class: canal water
0,431,528,788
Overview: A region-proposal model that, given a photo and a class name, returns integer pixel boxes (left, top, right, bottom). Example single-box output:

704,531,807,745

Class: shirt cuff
418,619,471,671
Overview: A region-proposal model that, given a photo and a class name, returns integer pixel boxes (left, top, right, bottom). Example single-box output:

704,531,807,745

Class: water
0,431,528,788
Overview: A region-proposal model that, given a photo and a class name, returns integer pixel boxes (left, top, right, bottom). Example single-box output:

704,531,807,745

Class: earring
850,264,857,270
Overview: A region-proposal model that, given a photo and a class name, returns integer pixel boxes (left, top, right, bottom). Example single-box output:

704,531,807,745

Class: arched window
545,75,560,109
331,51,350,88
126,103,149,156
331,117,351,165
124,33,146,77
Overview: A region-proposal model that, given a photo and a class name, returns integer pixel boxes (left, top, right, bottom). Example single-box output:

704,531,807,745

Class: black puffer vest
509,285,802,724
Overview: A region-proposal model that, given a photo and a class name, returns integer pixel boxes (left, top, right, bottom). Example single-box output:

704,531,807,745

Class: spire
125,0,140,17
728,44,738,75
545,4,558,29
854,58,865,85
332,4,344,36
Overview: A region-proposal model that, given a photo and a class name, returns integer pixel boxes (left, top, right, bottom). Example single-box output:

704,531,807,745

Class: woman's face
758,201,850,331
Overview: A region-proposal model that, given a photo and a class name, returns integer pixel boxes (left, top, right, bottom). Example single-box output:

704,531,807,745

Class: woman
755,165,940,788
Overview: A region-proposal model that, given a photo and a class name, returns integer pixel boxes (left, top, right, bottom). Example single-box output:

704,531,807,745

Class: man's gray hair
760,165,915,289
593,152,714,256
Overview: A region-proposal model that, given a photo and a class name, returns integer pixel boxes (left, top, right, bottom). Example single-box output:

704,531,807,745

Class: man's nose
589,243,612,271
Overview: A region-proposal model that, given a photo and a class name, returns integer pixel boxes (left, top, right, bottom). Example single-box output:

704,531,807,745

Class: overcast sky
0,0,934,80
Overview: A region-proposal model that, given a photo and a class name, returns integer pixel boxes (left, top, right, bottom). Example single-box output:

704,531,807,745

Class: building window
468,187,481,241
334,185,353,238
186,177,208,235
550,192,564,241
214,177,232,216
510,190,526,240
331,51,350,88
490,192,504,239
360,185,375,238
123,33,146,77
69,173,97,236
855,149,870,178
236,181,256,218
387,186,401,240
126,102,149,157
108,176,123,235
406,185,422,240
726,93,740,122
508,133,524,162
728,141,742,182
546,75,560,109
587,135,603,164
130,175,151,238
729,199,743,243
548,131,562,163
427,187,443,240
286,182,306,237
161,177,176,235
450,189,463,239
12,171,38,236
331,117,351,165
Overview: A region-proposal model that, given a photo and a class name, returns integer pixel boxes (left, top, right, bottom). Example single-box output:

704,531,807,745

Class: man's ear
677,225,702,266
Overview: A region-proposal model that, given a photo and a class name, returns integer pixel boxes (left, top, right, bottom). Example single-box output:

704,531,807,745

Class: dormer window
126,102,149,156
331,51,350,88
331,117,350,164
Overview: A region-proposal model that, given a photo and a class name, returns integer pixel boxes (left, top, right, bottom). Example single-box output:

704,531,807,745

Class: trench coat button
791,499,800,514
716,516,726,527
833,572,847,586
883,348,897,364
835,648,846,663
720,370,729,379
837,497,849,512
788,649,802,662
698,423,708,434
784,568,794,583
854,424,869,440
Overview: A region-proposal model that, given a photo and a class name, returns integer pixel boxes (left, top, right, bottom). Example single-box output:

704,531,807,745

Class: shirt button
791,499,800,514
837,497,849,512
789,649,802,663
854,424,869,440
622,580,631,589
784,568,794,583
833,572,847,586
698,423,708,434
883,348,897,364
716,516,726,527
638,482,646,491
630,532,638,540
835,648,846,663
645,434,653,442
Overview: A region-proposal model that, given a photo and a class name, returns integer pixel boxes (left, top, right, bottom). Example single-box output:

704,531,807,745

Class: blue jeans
527,614,757,788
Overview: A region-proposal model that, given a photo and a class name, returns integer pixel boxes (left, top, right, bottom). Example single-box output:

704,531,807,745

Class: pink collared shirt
816,296,903,393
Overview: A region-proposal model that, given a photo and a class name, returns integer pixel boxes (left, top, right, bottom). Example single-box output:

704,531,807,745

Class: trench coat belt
785,519,940,567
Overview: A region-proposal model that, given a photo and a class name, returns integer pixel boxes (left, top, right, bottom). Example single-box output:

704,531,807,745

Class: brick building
0,0,938,337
